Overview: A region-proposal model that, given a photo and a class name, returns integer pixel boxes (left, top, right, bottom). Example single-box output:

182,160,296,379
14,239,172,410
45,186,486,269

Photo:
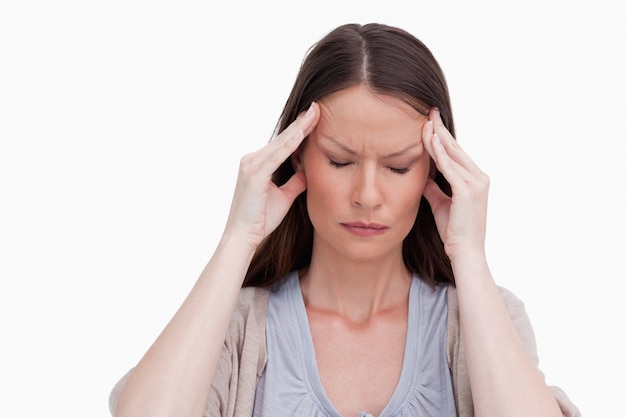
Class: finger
422,119,436,162
422,178,449,212
244,102,320,177
265,102,320,169
428,131,470,186
279,170,307,202
429,108,456,144
423,119,467,184
427,128,491,216
427,109,489,193
276,102,320,145
429,108,482,174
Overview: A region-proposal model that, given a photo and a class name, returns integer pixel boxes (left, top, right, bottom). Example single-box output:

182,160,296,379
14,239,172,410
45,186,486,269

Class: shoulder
454,285,534,346
446,284,537,368
446,285,536,417
211,287,270,393
206,287,270,415
226,286,270,345
445,285,581,416
235,286,270,317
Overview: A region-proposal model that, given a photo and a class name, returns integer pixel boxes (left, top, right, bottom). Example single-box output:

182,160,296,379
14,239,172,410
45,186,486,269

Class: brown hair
243,23,455,288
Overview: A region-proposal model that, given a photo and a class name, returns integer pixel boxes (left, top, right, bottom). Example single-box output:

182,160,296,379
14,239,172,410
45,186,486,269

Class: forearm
114,234,255,417
453,253,562,417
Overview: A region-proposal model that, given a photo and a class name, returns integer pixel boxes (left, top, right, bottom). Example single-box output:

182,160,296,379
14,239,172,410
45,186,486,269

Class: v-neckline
289,272,421,417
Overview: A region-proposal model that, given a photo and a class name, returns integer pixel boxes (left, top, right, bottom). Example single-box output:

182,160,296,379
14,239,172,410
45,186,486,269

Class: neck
300,245,412,324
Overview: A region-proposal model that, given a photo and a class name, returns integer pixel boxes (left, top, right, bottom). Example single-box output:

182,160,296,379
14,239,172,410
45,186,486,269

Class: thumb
422,178,448,212
280,170,307,202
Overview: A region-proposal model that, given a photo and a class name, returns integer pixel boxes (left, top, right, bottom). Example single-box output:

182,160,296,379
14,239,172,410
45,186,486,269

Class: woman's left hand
422,108,490,262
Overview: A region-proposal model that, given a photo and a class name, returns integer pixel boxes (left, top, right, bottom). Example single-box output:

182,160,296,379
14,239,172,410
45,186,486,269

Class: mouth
340,222,389,237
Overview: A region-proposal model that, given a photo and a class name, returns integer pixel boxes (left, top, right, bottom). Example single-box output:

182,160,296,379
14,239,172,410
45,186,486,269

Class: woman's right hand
223,102,320,250
112,106,320,417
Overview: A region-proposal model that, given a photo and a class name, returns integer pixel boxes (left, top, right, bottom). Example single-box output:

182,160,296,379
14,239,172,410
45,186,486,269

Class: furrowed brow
382,143,422,158
322,135,422,158
323,136,358,155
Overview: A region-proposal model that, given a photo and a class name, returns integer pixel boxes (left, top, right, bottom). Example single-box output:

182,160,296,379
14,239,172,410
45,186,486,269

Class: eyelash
328,160,410,175
329,160,350,169
389,167,410,175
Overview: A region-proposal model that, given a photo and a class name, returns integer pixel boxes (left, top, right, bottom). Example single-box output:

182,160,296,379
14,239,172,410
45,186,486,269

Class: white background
1,0,624,416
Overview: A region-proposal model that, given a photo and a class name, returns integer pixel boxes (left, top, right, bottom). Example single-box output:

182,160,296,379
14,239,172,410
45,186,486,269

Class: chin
315,237,404,265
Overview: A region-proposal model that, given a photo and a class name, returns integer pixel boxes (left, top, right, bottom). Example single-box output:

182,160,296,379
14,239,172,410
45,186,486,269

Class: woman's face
297,85,431,262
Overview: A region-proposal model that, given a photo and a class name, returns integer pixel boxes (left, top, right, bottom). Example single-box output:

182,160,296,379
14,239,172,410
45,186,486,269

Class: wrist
216,230,258,261
449,249,490,279
448,243,486,263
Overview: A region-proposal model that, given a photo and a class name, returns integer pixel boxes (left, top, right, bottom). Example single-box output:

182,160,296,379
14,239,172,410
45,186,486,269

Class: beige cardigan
110,285,580,417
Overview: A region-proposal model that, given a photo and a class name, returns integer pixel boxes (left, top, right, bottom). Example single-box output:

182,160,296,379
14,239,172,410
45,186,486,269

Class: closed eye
388,167,410,175
329,159,351,168
330,159,410,174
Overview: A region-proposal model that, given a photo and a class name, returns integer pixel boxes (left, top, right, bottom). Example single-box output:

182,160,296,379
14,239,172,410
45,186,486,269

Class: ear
291,148,304,172
428,160,437,179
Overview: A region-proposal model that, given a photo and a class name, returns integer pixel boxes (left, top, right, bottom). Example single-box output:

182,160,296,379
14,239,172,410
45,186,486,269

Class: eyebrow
322,135,422,158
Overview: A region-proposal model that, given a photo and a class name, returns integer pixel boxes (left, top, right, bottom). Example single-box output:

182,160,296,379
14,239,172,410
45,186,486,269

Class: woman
110,23,579,417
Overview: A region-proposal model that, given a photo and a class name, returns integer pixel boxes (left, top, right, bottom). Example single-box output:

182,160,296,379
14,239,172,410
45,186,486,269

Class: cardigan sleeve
446,285,581,417
109,368,132,415
108,287,269,417
204,287,269,417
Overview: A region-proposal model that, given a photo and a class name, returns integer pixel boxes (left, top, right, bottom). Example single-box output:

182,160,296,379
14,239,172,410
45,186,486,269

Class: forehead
315,85,427,150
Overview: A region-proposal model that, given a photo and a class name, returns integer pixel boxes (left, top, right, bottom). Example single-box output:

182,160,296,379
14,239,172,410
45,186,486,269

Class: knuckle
448,138,460,150
238,153,259,176
239,153,254,169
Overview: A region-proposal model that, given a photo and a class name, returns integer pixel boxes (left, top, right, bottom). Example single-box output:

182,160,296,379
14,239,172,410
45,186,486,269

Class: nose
352,164,383,211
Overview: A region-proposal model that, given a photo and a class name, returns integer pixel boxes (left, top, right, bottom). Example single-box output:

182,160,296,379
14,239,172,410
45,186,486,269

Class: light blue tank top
252,271,456,417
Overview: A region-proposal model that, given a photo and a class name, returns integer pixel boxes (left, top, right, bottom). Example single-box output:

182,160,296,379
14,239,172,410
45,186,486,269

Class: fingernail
433,132,442,146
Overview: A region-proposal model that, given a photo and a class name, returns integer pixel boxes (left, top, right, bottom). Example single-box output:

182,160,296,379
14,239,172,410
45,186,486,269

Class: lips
340,222,389,237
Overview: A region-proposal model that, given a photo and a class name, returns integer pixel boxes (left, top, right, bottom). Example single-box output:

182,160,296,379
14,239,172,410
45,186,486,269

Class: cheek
415,159,432,191
399,185,423,214
304,163,343,209
396,167,430,213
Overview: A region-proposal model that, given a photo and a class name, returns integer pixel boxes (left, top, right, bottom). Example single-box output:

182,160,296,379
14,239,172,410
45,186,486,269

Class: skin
295,85,431,415
113,102,320,417
114,83,563,417
421,106,562,417
299,85,430,265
